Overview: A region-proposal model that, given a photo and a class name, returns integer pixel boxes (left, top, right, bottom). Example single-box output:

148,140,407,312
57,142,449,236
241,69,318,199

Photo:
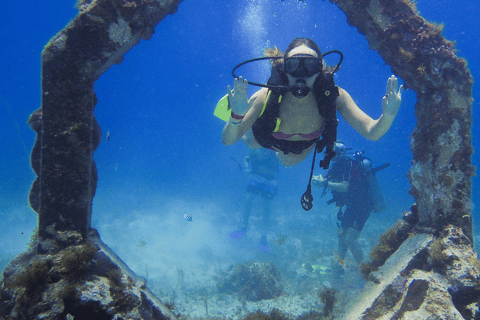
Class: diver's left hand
382,75,404,118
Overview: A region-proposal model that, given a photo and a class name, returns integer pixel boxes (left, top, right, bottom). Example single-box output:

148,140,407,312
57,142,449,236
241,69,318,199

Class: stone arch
0,0,474,319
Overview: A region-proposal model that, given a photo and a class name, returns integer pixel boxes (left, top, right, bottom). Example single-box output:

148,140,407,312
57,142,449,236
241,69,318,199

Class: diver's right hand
227,76,250,116
312,175,325,188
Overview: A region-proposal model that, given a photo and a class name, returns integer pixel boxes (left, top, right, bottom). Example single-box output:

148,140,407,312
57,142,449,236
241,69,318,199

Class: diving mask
231,50,343,91
284,54,322,78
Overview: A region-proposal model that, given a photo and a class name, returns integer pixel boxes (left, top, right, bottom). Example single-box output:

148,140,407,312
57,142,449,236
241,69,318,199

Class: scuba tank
354,152,389,213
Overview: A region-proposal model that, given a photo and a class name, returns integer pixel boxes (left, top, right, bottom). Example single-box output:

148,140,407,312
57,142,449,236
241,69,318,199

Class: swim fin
213,94,231,122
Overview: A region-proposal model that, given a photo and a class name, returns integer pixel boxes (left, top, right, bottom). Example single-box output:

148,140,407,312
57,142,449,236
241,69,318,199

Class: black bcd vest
252,66,339,169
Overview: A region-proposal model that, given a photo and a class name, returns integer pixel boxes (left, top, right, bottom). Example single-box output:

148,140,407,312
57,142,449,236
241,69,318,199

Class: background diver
230,148,279,252
312,142,388,278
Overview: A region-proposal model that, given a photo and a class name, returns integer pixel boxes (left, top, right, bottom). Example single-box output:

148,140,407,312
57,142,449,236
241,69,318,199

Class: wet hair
263,46,284,67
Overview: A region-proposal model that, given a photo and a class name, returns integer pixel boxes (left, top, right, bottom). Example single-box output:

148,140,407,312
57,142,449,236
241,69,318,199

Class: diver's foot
258,235,270,252
229,227,247,240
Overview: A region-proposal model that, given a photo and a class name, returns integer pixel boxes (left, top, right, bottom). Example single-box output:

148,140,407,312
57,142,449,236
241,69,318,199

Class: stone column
331,0,473,240
29,0,183,241
329,1,476,318
1,1,184,319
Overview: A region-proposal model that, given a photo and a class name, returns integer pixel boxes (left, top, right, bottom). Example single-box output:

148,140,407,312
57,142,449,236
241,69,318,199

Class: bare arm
312,174,350,192
336,75,403,141
220,76,269,145
327,181,350,193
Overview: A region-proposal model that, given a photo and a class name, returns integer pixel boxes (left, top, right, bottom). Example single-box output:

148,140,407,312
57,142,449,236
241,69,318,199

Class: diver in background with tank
312,142,388,277
230,148,279,252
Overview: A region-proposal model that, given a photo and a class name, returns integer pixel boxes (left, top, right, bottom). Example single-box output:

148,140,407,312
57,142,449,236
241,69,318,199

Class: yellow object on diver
213,91,282,128
213,94,231,122
302,263,330,274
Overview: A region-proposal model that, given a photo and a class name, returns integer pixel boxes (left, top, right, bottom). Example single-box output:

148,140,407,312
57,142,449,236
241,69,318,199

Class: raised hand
227,76,250,116
382,75,404,117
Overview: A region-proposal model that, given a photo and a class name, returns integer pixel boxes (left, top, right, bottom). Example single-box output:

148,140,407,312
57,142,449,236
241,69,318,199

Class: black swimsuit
252,91,325,154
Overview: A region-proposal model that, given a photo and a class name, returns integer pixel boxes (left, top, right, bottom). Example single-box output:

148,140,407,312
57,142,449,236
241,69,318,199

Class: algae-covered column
330,0,473,239
31,0,183,242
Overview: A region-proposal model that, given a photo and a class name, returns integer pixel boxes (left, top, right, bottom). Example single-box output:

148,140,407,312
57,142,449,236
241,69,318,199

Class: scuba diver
312,142,389,277
220,37,403,169
230,148,279,252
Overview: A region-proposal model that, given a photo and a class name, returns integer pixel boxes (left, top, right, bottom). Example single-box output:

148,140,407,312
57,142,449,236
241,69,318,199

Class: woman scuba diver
221,37,403,168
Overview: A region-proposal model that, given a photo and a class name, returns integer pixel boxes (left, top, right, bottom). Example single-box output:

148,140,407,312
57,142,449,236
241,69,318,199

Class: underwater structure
0,0,475,319
331,0,476,318
1,0,183,319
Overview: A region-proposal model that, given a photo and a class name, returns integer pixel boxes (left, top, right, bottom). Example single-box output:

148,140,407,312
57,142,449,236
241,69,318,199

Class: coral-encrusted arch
0,0,474,319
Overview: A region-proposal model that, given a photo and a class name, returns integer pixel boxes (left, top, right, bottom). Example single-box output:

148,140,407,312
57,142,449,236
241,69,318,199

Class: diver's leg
241,129,262,149
258,195,272,251
332,227,347,279
242,192,255,231
230,191,254,240
346,228,364,264
261,196,272,233
337,227,348,261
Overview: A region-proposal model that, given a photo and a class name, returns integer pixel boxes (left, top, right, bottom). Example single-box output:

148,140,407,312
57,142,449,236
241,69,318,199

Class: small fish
106,131,110,141
183,214,192,222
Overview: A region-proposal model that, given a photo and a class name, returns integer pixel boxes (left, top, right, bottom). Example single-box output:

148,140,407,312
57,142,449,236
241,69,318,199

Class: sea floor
0,200,394,319
146,259,366,319
94,203,368,319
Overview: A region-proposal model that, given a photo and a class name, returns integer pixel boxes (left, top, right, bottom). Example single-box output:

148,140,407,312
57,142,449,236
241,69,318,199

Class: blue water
1,0,478,317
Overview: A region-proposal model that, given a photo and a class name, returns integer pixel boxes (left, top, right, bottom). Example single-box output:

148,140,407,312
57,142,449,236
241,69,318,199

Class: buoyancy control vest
251,65,339,170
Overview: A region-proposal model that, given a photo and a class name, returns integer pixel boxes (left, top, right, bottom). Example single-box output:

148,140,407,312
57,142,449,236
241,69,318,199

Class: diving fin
213,94,231,122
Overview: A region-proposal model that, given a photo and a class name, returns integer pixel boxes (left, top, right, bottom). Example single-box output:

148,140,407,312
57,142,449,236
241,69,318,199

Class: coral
106,267,123,287
398,47,414,63
242,308,293,320
416,64,426,76
56,241,98,278
428,238,451,273
164,300,182,319
75,0,94,12
216,261,283,302
297,310,325,320
318,287,337,317
401,0,418,12
359,220,414,280
370,221,405,262
9,258,52,300
26,228,39,250
1,257,54,317
359,262,378,282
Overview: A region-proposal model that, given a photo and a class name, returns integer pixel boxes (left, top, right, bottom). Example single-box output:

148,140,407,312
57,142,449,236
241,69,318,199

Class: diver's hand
312,175,325,188
382,75,404,118
227,76,250,116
